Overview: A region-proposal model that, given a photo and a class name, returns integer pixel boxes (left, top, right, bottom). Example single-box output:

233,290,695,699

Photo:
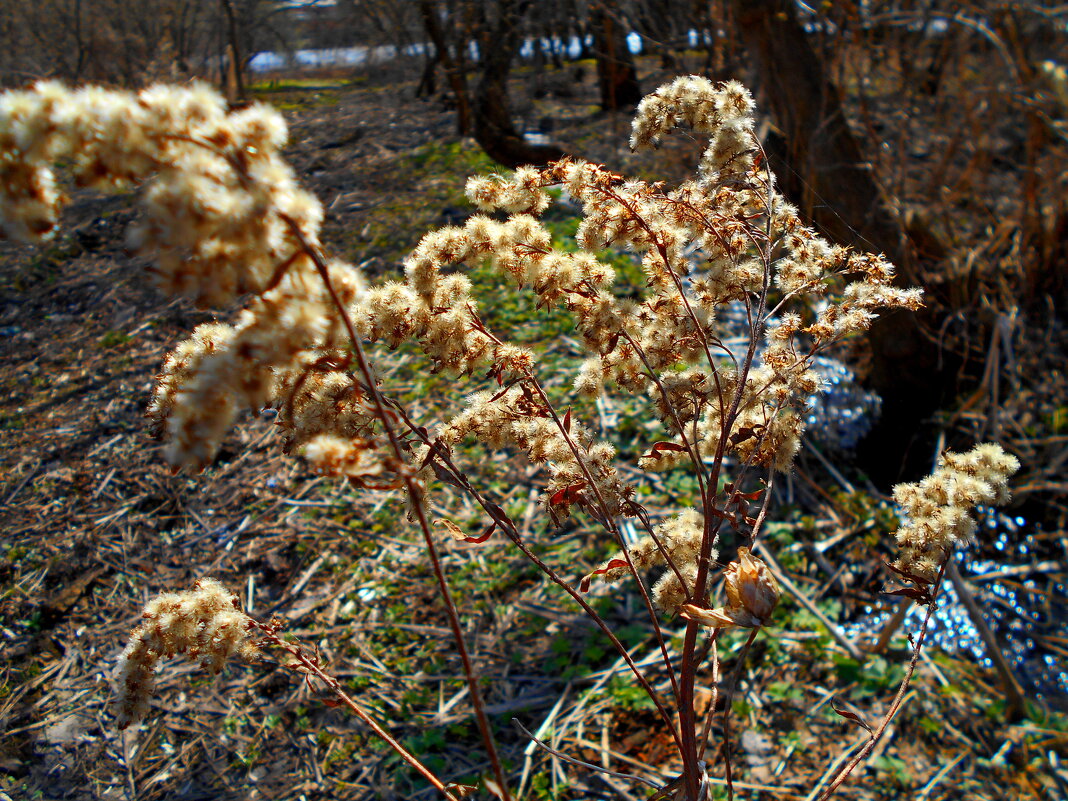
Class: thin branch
280,217,513,801
381,399,684,751
250,620,460,801
696,631,721,761
814,560,949,800
719,628,760,801
523,374,683,704
512,719,662,790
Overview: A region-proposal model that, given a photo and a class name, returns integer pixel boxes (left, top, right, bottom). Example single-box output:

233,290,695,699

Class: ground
0,56,1065,801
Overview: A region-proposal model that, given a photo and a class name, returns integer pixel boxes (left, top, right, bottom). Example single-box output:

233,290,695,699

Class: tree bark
469,0,568,167
419,0,472,135
420,0,567,165
732,0,953,483
219,0,245,101
590,0,642,110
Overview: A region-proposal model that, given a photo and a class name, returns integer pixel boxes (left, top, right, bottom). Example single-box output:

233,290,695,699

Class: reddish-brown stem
468,308,683,710
588,185,767,797
592,179,773,800
520,374,681,694
249,620,459,800
618,329,711,513
815,560,949,800
718,628,760,801
747,473,775,545
280,217,513,801
674,219,770,799
381,394,685,752
697,631,721,761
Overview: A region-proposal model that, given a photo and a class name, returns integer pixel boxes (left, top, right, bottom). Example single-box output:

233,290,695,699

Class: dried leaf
831,698,874,737
437,518,466,540
884,560,936,591
680,602,761,629
347,476,404,491
549,481,586,507
579,558,630,592
436,518,496,544
466,522,497,543
642,440,687,460
444,783,479,799
725,482,763,501
430,460,466,490
884,586,932,603
729,424,764,446
488,382,514,403
484,500,509,522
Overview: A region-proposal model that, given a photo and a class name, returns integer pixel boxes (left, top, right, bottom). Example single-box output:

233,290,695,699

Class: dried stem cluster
0,76,1017,800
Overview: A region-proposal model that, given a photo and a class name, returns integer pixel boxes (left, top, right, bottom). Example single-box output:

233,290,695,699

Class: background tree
589,0,643,110
729,0,942,483
0,0,288,90
419,0,567,167
728,0,1065,487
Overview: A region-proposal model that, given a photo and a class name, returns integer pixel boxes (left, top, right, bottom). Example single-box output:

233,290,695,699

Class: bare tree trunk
415,48,439,98
734,0,903,258
732,0,951,483
219,0,245,101
470,0,567,167
419,0,471,135
590,0,642,110
422,0,566,167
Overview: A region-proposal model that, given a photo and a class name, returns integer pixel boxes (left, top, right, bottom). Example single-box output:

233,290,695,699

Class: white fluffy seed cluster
626,77,920,473
372,76,922,486
115,578,255,729
593,509,712,613
891,443,1020,583
302,433,399,486
0,82,367,471
0,77,923,512
436,385,631,519
145,259,364,471
355,209,619,377
274,361,376,451
0,81,323,304
630,76,757,182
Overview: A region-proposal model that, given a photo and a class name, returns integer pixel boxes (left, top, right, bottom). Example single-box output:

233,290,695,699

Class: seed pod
680,547,780,629
725,547,780,622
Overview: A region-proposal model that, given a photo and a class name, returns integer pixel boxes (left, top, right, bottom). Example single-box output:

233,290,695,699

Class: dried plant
0,76,1018,800
114,578,255,730
890,443,1019,584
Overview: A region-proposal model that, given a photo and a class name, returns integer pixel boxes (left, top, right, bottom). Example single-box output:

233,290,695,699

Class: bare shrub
0,77,1019,800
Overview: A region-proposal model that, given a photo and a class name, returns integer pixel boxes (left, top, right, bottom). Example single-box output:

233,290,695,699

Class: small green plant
607,674,657,711
97,329,132,349
870,755,913,788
